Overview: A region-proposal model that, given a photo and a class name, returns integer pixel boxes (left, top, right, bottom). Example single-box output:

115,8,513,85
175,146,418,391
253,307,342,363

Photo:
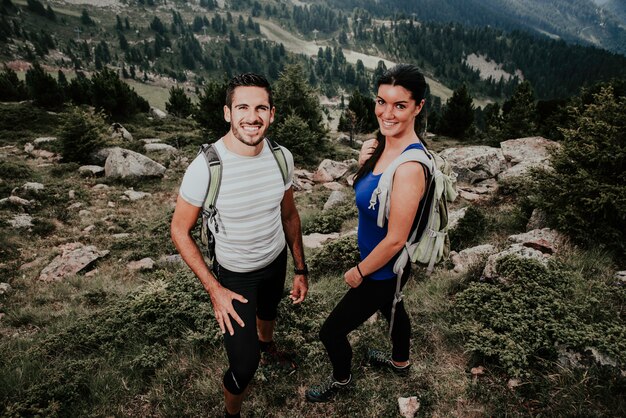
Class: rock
68,190,76,199
78,209,91,218
22,182,45,192
322,182,345,192
0,282,12,295
107,201,116,208
313,159,349,183
144,143,177,154
482,243,551,281
303,232,340,249
439,146,506,184
526,209,548,231
458,189,481,201
67,202,82,210
104,147,166,179
323,190,347,211
8,214,33,228
128,257,155,271
450,244,497,274
112,233,131,239
471,365,485,376
124,189,152,201
507,378,521,389
498,160,550,182
110,123,133,141
448,207,468,230
92,184,110,191
398,396,420,418
158,254,184,265
78,165,105,177
83,224,96,233
508,228,565,254
24,143,34,153
500,136,558,165
38,243,109,281
1,196,31,206
615,271,626,285
90,147,116,165
294,169,314,181
141,138,163,144
150,107,167,119
33,136,57,144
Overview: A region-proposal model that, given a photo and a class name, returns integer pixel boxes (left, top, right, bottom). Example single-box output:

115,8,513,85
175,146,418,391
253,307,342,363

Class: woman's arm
345,162,427,287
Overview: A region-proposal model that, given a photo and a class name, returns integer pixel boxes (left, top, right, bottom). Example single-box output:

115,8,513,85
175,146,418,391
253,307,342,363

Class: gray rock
150,107,167,119
78,165,105,177
526,209,548,231
1,196,31,206
39,242,109,282
439,146,506,184
124,189,152,201
450,244,497,274
128,257,155,271
141,138,163,144
323,190,346,211
508,228,565,254
448,207,468,230
0,282,12,295
313,159,349,183
144,143,177,154
500,136,558,165
158,254,184,265
398,396,420,418
33,136,57,144
322,182,345,192
482,243,551,281
104,147,166,179
303,232,340,249
110,123,133,141
112,233,131,239
8,214,33,228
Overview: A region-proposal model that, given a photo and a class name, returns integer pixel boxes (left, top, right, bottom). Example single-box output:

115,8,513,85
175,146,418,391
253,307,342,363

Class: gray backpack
368,144,457,336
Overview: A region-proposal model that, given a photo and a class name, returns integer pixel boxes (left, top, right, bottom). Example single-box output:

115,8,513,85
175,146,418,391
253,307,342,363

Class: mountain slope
322,0,626,55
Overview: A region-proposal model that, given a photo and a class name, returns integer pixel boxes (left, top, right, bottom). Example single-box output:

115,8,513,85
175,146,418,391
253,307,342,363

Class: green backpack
198,138,289,264
368,143,457,336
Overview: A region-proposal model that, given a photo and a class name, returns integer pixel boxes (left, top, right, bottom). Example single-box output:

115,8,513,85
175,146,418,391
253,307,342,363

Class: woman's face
374,84,424,139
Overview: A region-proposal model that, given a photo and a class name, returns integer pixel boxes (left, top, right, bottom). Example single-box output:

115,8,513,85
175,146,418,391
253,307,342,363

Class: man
170,73,308,418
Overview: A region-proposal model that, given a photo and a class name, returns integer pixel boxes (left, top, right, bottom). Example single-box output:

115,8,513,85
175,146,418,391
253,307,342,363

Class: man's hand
344,267,363,288
209,285,248,336
289,274,308,304
359,138,378,166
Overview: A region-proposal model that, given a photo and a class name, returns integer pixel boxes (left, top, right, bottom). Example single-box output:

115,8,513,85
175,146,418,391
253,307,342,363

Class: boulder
110,123,133,141
439,146,506,184
144,143,177,154
508,228,565,254
1,196,31,207
78,165,105,177
104,147,166,179
313,159,349,183
500,136,558,165
8,214,33,228
450,244,497,274
323,190,346,211
128,257,155,271
303,232,340,249
498,160,550,181
482,243,551,281
124,189,152,201
141,138,163,144
150,107,167,119
0,282,12,295
322,182,345,191
33,136,57,145
38,243,109,282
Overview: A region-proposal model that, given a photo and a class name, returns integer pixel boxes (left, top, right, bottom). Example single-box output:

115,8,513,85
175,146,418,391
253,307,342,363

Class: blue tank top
354,142,425,280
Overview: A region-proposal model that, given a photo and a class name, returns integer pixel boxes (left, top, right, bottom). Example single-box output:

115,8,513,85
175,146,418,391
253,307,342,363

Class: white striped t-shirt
179,138,294,273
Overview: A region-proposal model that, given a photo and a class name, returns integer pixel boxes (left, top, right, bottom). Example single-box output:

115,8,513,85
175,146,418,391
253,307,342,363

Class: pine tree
25,62,64,108
501,80,538,139
166,86,193,118
194,79,229,137
438,84,475,138
0,65,28,101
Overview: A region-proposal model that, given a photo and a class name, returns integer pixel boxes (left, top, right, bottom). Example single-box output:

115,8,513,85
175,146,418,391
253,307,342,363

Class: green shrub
0,160,32,181
309,235,360,276
452,255,626,377
90,68,149,118
59,107,107,164
302,201,357,235
449,205,488,251
529,85,626,257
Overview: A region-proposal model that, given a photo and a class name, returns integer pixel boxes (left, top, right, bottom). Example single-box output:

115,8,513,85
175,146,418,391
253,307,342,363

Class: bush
59,107,107,164
0,160,32,181
449,205,488,251
452,255,626,377
194,79,229,138
302,201,357,235
273,113,321,165
309,235,360,276
90,68,149,118
25,62,64,109
529,85,626,257
0,65,28,101
166,86,194,118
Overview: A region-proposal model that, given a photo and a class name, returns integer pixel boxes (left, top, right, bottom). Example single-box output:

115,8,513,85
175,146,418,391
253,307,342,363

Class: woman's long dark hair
354,64,428,185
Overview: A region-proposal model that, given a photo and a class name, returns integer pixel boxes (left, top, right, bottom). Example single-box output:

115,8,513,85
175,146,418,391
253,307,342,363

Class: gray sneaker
367,349,411,376
305,374,352,402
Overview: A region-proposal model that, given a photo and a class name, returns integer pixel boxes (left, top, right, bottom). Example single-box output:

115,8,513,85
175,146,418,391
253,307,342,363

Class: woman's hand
358,138,378,166
344,266,363,288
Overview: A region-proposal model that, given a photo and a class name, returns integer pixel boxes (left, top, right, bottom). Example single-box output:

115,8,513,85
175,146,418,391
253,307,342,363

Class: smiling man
170,73,308,418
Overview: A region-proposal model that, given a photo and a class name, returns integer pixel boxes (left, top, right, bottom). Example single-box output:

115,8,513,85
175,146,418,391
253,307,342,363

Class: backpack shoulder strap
265,138,289,186
198,143,223,209
371,148,436,228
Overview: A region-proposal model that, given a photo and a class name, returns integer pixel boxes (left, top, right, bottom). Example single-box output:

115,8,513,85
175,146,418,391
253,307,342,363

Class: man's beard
231,121,266,147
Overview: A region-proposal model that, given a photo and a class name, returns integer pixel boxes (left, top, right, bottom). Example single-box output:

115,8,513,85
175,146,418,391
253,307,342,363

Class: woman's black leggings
319,266,411,381
214,247,287,395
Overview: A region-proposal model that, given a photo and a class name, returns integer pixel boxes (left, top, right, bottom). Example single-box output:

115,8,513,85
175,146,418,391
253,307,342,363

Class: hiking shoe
367,349,411,376
305,374,352,402
259,341,297,372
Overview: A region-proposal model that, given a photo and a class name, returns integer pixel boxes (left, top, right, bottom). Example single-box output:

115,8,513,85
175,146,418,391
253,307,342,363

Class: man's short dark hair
225,73,273,108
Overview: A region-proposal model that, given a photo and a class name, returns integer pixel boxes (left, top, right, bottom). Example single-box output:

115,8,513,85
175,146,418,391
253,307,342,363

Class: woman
306,64,429,402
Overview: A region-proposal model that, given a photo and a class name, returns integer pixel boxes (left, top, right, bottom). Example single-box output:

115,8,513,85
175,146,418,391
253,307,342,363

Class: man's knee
223,351,261,395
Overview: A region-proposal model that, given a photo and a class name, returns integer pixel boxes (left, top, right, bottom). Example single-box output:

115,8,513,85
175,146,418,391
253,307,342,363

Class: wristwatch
294,264,309,275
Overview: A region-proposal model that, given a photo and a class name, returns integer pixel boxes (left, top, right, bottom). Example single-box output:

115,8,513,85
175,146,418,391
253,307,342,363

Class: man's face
224,86,275,147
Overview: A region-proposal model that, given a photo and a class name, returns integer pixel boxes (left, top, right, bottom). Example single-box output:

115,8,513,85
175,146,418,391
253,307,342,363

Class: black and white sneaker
305,374,352,402
367,349,411,376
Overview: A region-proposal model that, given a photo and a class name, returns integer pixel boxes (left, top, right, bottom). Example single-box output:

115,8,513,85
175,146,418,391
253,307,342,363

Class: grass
1,106,624,417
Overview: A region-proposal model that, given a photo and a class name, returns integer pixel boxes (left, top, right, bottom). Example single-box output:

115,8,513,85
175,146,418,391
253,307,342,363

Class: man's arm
170,195,247,335
280,187,308,304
